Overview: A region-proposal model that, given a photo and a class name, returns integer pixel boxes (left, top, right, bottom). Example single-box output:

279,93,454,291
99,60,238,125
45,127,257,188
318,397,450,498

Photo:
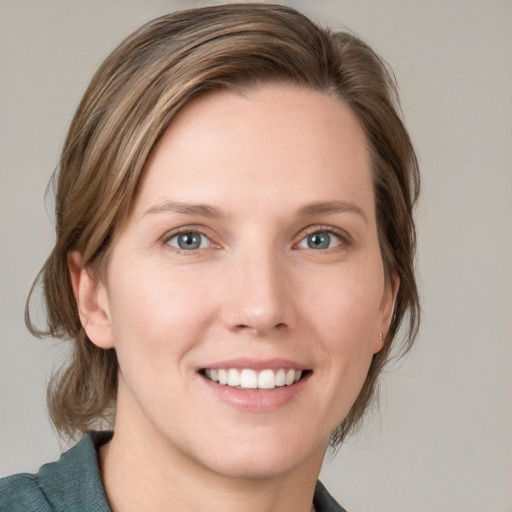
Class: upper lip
197,358,310,371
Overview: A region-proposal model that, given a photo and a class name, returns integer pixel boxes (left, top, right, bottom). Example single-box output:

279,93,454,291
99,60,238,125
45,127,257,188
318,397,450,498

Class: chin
202,450,310,480
188,428,327,480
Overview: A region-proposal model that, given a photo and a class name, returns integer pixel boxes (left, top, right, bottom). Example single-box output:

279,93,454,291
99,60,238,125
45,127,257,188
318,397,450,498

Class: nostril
234,322,288,334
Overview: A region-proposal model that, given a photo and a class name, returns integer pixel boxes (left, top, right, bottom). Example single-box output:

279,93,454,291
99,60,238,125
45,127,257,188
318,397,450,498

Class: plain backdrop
1,1,511,511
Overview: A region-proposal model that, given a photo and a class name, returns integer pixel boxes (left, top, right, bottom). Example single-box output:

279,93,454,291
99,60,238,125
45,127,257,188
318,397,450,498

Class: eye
297,230,343,250
166,231,210,251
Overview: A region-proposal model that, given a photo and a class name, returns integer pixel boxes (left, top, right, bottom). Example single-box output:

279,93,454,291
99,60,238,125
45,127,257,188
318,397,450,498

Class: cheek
106,263,218,375
306,273,384,425
307,265,384,338
302,261,385,381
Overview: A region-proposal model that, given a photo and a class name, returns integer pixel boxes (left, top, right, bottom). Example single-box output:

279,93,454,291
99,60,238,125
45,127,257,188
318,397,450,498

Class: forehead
134,84,373,220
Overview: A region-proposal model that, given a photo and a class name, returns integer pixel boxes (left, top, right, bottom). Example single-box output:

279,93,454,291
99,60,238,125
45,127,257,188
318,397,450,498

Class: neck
100,385,324,512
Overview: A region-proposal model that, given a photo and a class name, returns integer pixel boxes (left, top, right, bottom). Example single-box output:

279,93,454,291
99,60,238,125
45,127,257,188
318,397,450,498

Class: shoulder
0,432,113,512
0,472,52,511
314,480,349,512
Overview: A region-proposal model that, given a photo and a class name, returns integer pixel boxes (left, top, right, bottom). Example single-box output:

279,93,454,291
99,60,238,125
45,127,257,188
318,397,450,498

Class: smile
203,368,306,390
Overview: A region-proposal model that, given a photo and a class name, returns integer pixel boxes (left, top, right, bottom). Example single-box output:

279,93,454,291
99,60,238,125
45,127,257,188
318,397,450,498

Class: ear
374,272,400,353
67,251,115,349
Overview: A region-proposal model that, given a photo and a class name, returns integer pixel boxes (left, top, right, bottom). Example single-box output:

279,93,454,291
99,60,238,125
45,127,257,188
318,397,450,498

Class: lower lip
200,373,310,412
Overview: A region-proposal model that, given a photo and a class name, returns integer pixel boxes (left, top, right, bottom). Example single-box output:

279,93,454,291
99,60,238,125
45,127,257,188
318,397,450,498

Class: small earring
379,332,383,341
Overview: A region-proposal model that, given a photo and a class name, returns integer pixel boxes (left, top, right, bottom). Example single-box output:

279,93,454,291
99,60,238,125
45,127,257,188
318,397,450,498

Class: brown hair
26,3,420,444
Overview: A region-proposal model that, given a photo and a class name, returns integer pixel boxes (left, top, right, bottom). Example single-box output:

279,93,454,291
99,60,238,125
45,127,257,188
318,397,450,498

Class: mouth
200,367,311,390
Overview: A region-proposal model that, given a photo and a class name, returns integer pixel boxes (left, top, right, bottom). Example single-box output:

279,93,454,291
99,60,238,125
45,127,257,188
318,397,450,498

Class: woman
0,3,419,511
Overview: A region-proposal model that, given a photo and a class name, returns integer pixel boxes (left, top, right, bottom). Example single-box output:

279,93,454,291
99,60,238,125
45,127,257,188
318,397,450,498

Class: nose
221,248,296,336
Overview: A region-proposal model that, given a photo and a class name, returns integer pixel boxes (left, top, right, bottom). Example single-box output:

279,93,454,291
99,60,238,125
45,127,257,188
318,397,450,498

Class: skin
69,84,398,512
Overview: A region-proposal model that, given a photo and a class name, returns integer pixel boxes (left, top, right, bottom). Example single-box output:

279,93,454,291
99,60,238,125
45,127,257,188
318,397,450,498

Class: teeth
218,369,228,385
258,369,275,389
275,368,286,387
240,369,258,389
227,368,241,386
204,368,305,389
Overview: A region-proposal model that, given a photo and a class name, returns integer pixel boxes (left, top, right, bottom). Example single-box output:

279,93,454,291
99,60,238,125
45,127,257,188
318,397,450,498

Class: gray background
1,1,511,510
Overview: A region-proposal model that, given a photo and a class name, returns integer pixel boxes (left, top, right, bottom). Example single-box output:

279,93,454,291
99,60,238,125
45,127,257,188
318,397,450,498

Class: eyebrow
144,201,223,218
297,201,368,224
144,199,367,223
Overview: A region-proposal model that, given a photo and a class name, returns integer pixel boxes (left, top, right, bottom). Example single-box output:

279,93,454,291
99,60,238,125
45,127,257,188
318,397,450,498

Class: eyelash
163,225,351,255
164,227,217,256
296,225,351,251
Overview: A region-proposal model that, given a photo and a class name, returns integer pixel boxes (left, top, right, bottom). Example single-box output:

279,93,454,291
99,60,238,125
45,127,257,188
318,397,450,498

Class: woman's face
83,84,397,479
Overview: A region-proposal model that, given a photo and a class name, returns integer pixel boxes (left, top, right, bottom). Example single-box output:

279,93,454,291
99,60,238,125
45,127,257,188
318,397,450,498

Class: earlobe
67,251,115,349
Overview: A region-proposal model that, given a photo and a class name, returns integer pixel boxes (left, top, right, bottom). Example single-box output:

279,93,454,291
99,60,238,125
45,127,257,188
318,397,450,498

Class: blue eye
167,231,209,251
298,231,341,250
